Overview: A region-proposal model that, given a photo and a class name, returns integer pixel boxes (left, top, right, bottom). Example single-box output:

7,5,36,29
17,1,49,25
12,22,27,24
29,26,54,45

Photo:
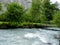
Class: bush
22,9,32,22
5,2,24,22
52,11,60,27
0,14,6,21
40,15,47,23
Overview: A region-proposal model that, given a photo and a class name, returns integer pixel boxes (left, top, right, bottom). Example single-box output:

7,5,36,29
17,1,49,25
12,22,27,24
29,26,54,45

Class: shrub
0,14,6,21
22,9,32,22
40,15,47,23
5,2,24,22
52,11,60,27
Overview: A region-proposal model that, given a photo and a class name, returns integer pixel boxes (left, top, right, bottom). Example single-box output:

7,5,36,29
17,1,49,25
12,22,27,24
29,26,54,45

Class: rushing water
0,28,59,45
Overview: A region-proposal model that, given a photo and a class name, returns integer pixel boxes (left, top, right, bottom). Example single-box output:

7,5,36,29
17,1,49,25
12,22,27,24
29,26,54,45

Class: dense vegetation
0,0,60,28
30,0,47,23
0,2,2,11
44,0,59,21
52,11,60,27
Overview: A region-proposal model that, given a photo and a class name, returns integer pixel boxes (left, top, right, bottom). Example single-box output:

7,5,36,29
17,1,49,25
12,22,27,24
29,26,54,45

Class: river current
0,28,59,45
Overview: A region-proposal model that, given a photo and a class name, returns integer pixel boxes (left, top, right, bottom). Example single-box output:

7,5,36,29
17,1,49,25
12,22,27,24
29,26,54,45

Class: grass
0,21,57,29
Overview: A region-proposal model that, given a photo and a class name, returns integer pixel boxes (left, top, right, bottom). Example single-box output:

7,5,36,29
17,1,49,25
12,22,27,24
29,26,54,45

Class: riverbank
0,22,57,29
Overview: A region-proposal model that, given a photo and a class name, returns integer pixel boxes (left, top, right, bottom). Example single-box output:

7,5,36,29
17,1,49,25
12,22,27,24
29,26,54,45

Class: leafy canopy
5,2,24,22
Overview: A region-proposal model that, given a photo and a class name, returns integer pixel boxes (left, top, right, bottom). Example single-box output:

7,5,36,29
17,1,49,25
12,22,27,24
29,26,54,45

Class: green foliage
44,0,59,21
0,2,2,11
0,13,6,21
22,12,32,22
30,0,47,23
40,15,47,23
31,0,41,15
5,2,24,22
0,0,59,28
52,11,60,27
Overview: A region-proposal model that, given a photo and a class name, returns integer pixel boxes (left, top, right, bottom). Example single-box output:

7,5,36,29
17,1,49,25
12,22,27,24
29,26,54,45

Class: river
0,28,59,45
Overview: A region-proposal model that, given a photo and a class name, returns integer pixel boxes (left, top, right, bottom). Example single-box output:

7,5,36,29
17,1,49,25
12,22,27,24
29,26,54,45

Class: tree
44,0,59,21
30,0,47,23
5,2,24,22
